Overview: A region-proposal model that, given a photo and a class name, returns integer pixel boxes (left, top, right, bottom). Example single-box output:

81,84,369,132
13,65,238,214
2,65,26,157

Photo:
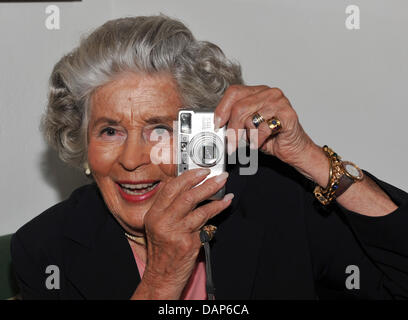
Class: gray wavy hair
41,14,243,168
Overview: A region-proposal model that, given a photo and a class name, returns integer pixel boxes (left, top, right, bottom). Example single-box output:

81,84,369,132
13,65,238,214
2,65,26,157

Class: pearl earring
84,162,91,176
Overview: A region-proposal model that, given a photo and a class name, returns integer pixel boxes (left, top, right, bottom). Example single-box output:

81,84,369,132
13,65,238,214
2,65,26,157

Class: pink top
129,243,207,300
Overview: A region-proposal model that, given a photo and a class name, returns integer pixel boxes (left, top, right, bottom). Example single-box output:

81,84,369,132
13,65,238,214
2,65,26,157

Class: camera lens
202,144,217,165
189,132,223,167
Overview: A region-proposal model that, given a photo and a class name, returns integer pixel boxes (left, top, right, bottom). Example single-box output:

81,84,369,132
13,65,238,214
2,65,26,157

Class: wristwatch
335,161,364,197
314,146,365,206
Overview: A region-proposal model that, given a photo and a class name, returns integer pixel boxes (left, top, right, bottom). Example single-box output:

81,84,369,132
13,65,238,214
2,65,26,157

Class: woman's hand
214,85,398,218
131,168,233,300
214,85,315,170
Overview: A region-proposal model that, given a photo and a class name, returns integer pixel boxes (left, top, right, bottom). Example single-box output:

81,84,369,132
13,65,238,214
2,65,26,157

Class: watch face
342,161,363,180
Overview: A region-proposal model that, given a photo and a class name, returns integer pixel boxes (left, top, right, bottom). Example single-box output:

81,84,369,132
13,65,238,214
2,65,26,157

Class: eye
145,125,173,143
152,125,172,135
98,127,126,142
100,127,117,136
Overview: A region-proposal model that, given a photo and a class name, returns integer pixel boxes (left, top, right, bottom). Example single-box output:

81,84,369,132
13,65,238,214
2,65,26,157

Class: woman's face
87,72,181,235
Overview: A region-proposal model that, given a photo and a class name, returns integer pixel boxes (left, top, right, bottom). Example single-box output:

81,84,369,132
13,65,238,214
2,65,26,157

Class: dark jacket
10,155,408,299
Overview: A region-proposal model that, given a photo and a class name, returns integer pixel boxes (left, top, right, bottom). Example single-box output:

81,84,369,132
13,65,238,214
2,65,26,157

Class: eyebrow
144,115,176,125
92,117,122,127
92,115,176,127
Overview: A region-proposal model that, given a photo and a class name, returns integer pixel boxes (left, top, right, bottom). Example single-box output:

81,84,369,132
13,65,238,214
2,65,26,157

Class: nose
118,134,150,171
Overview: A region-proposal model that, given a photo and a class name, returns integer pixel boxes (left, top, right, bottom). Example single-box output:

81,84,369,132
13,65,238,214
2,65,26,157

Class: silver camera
177,108,226,200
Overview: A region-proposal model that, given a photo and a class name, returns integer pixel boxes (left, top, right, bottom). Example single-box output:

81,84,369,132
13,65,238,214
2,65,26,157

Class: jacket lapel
62,183,139,299
211,210,265,299
210,164,265,299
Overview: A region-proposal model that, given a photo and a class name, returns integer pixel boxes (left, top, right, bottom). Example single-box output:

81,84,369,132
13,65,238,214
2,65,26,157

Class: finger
154,168,211,211
244,104,284,149
226,93,266,155
225,87,281,155
246,96,296,149
214,85,269,130
228,88,289,153
169,172,230,219
186,193,234,231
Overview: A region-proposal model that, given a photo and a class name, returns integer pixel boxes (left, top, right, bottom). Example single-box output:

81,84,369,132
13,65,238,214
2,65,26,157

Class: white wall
1,0,407,235
0,0,112,235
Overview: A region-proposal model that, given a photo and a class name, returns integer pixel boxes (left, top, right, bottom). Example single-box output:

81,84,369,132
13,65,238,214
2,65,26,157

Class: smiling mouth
117,181,160,195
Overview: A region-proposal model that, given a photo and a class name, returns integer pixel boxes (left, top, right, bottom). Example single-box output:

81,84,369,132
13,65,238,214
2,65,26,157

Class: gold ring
266,117,282,135
251,112,265,128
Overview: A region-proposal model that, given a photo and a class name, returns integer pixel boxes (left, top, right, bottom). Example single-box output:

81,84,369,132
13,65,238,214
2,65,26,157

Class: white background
0,0,407,235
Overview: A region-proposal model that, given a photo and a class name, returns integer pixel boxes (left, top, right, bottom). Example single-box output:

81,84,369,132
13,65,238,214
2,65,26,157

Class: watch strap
314,145,364,206
335,174,354,198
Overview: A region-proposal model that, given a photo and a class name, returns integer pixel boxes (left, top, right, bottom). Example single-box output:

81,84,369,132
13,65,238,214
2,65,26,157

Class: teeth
122,183,159,196
120,182,155,190
118,182,159,195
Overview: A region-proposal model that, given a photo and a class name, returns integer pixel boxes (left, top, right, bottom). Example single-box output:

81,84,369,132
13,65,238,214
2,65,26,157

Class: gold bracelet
313,145,345,205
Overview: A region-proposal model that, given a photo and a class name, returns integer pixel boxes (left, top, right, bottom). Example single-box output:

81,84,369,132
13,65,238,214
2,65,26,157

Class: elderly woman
11,15,408,300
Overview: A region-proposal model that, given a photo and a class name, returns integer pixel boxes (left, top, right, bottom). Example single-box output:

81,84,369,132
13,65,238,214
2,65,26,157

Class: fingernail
214,116,221,132
223,193,234,202
239,135,249,147
214,172,229,184
226,131,236,155
196,168,211,177
227,143,234,156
